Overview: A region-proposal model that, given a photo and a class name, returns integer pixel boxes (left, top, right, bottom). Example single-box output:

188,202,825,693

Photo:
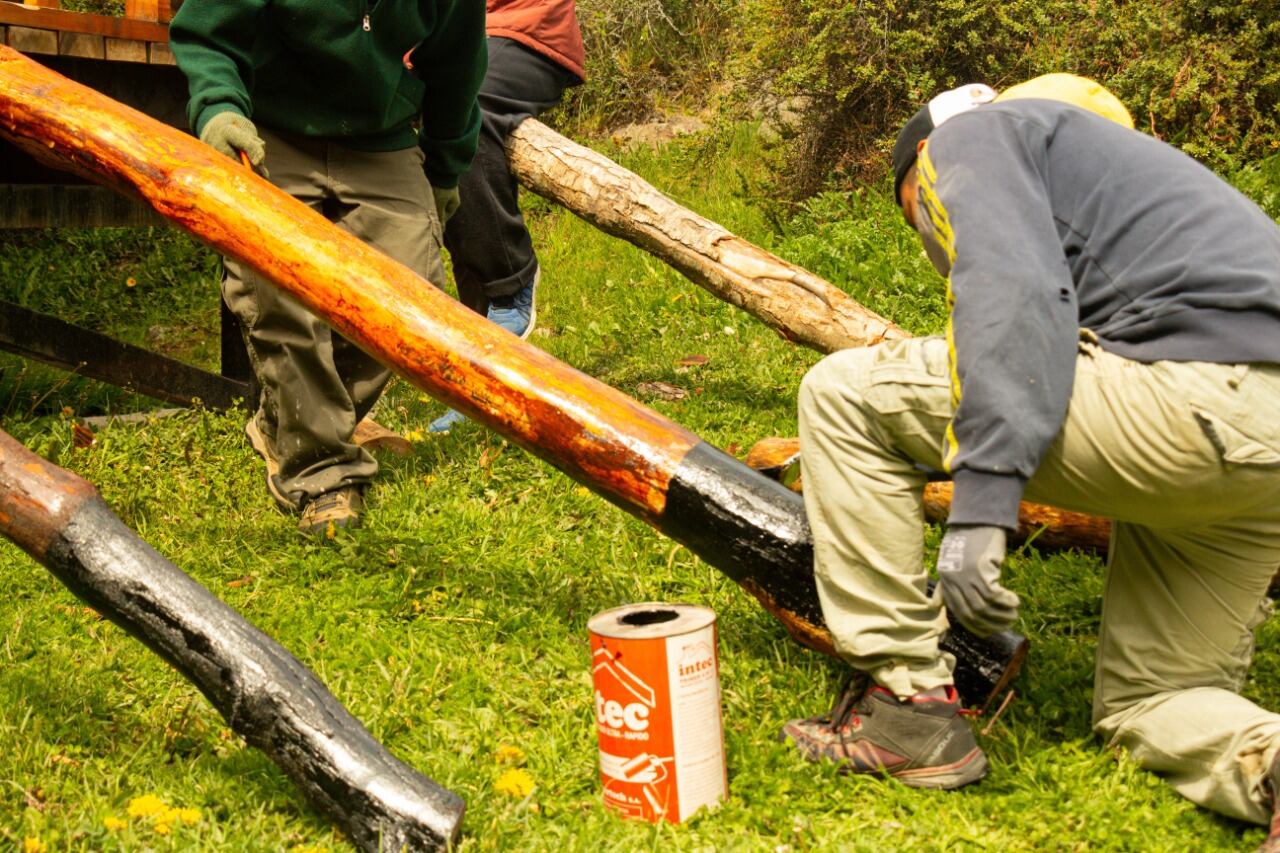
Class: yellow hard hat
996,73,1134,129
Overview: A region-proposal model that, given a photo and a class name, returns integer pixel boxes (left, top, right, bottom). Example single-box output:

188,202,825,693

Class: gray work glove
200,112,268,177
432,185,460,225
934,524,1019,638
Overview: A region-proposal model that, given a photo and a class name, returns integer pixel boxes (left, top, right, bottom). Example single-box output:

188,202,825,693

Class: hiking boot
780,682,988,789
245,416,294,512
298,486,364,538
486,266,539,339
1258,752,1280,852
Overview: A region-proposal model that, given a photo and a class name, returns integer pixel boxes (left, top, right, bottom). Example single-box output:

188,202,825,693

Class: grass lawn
1,125,1277,851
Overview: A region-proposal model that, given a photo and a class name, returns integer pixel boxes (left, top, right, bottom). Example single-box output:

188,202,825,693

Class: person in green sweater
169,0,486,537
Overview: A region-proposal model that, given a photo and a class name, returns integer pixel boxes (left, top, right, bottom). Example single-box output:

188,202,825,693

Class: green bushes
731,0,1280,195
564,0,739,131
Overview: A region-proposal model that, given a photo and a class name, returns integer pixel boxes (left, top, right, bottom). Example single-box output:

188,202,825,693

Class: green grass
1,124,1277,851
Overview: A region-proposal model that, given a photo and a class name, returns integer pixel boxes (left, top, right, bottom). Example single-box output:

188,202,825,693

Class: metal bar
0,299,250,409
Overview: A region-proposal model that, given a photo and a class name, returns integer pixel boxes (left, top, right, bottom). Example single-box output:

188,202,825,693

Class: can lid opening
618,608,680,627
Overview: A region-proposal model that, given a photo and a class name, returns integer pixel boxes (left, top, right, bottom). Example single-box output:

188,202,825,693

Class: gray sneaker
245,416,294,513
780,682,988,789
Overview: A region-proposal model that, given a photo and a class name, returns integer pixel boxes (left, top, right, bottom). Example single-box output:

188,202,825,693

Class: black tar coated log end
660,441,1026,711
45,497,464,852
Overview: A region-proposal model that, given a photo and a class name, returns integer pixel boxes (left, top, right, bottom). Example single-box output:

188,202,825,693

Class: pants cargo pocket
1192,407,1280,469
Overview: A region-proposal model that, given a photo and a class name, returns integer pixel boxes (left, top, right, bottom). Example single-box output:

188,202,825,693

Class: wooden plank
158,0,179,23
0,300,252,410
0,4,168,42
104,36,147,63
148,39,174,65
7,24,55,54
124,0,158,22
59,30,103,59
20,0,60,8
0,184,162,227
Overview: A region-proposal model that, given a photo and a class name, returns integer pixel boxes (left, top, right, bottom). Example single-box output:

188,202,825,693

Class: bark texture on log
0,430,464,852
0,47,1024,710
507,119,907,353
745,437,1112,554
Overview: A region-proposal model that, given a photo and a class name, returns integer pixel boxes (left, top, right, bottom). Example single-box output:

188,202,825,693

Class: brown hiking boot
298,486,364,538
780,682,988,789
1258,752,1280,852
244,416,294,513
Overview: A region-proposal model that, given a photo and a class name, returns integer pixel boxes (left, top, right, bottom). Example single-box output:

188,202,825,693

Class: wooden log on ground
0,46,1023,710
507,118,907,353
745,437,1112,553
0,429,464,851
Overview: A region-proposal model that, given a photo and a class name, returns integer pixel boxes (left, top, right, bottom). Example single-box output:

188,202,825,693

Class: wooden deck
1,0,255,410
1,0,187,228
0,0,176,64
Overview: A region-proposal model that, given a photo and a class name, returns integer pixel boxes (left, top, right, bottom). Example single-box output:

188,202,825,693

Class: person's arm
168,0,268,136
410,0,487,188
922,112,1080,530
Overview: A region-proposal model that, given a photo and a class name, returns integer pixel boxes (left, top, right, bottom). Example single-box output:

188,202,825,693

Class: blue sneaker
486,266,538,339
428,407,469,434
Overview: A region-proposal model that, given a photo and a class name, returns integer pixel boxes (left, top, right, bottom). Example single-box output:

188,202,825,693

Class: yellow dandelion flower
406,428,426,442
154,821,172,836
494,744,525,765
494,768,535,798
103,815,127,831
574,486,590,497
23,838,46,853
178,807,201,826
126,277,137,288
127,794,167,818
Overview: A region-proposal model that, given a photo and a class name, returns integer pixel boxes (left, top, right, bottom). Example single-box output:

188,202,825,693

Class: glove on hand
432,185,460,226
200,112,268,177
934,524,1019,638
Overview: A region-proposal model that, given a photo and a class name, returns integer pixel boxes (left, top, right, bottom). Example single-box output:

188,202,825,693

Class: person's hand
200,112,268,177
432,185,460,225
934,524,1019,637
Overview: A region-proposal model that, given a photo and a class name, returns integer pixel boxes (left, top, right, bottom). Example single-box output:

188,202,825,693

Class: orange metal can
587,602,727,823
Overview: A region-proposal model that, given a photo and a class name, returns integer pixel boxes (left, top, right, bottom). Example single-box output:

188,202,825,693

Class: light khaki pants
223,128,447,509
798,334,1280,822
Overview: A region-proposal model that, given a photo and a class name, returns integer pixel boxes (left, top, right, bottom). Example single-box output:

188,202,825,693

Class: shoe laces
815,672,872,734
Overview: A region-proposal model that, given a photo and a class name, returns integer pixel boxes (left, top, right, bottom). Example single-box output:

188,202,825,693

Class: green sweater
169,0,486,187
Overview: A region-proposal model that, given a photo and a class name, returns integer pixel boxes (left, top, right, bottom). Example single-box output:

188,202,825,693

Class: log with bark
0,46,1024,710
506,118,908,353
506,122,1118,559
0,429,464,851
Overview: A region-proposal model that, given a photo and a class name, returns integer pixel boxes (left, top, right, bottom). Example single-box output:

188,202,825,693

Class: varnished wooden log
0,47,1023,709
0,429,464,851
507,119,907,353
745,437,1113,553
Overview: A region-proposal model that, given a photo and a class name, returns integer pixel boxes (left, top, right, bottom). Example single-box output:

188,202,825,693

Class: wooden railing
0,0,176,64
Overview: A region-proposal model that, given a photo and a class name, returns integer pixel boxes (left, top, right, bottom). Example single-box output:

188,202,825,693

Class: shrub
734,0,1280,197
563,0,740,132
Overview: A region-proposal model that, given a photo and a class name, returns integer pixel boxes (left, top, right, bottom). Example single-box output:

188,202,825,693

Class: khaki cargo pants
798,333,1280,823
224,128,446,509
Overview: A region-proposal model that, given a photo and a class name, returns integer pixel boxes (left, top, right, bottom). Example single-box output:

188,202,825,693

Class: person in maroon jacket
430,0,584,432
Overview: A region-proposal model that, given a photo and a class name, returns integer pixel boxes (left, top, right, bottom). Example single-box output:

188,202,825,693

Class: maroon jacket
486,0,585,81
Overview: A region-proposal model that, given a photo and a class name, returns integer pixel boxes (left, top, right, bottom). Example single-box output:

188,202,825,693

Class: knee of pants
798,349,878,416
